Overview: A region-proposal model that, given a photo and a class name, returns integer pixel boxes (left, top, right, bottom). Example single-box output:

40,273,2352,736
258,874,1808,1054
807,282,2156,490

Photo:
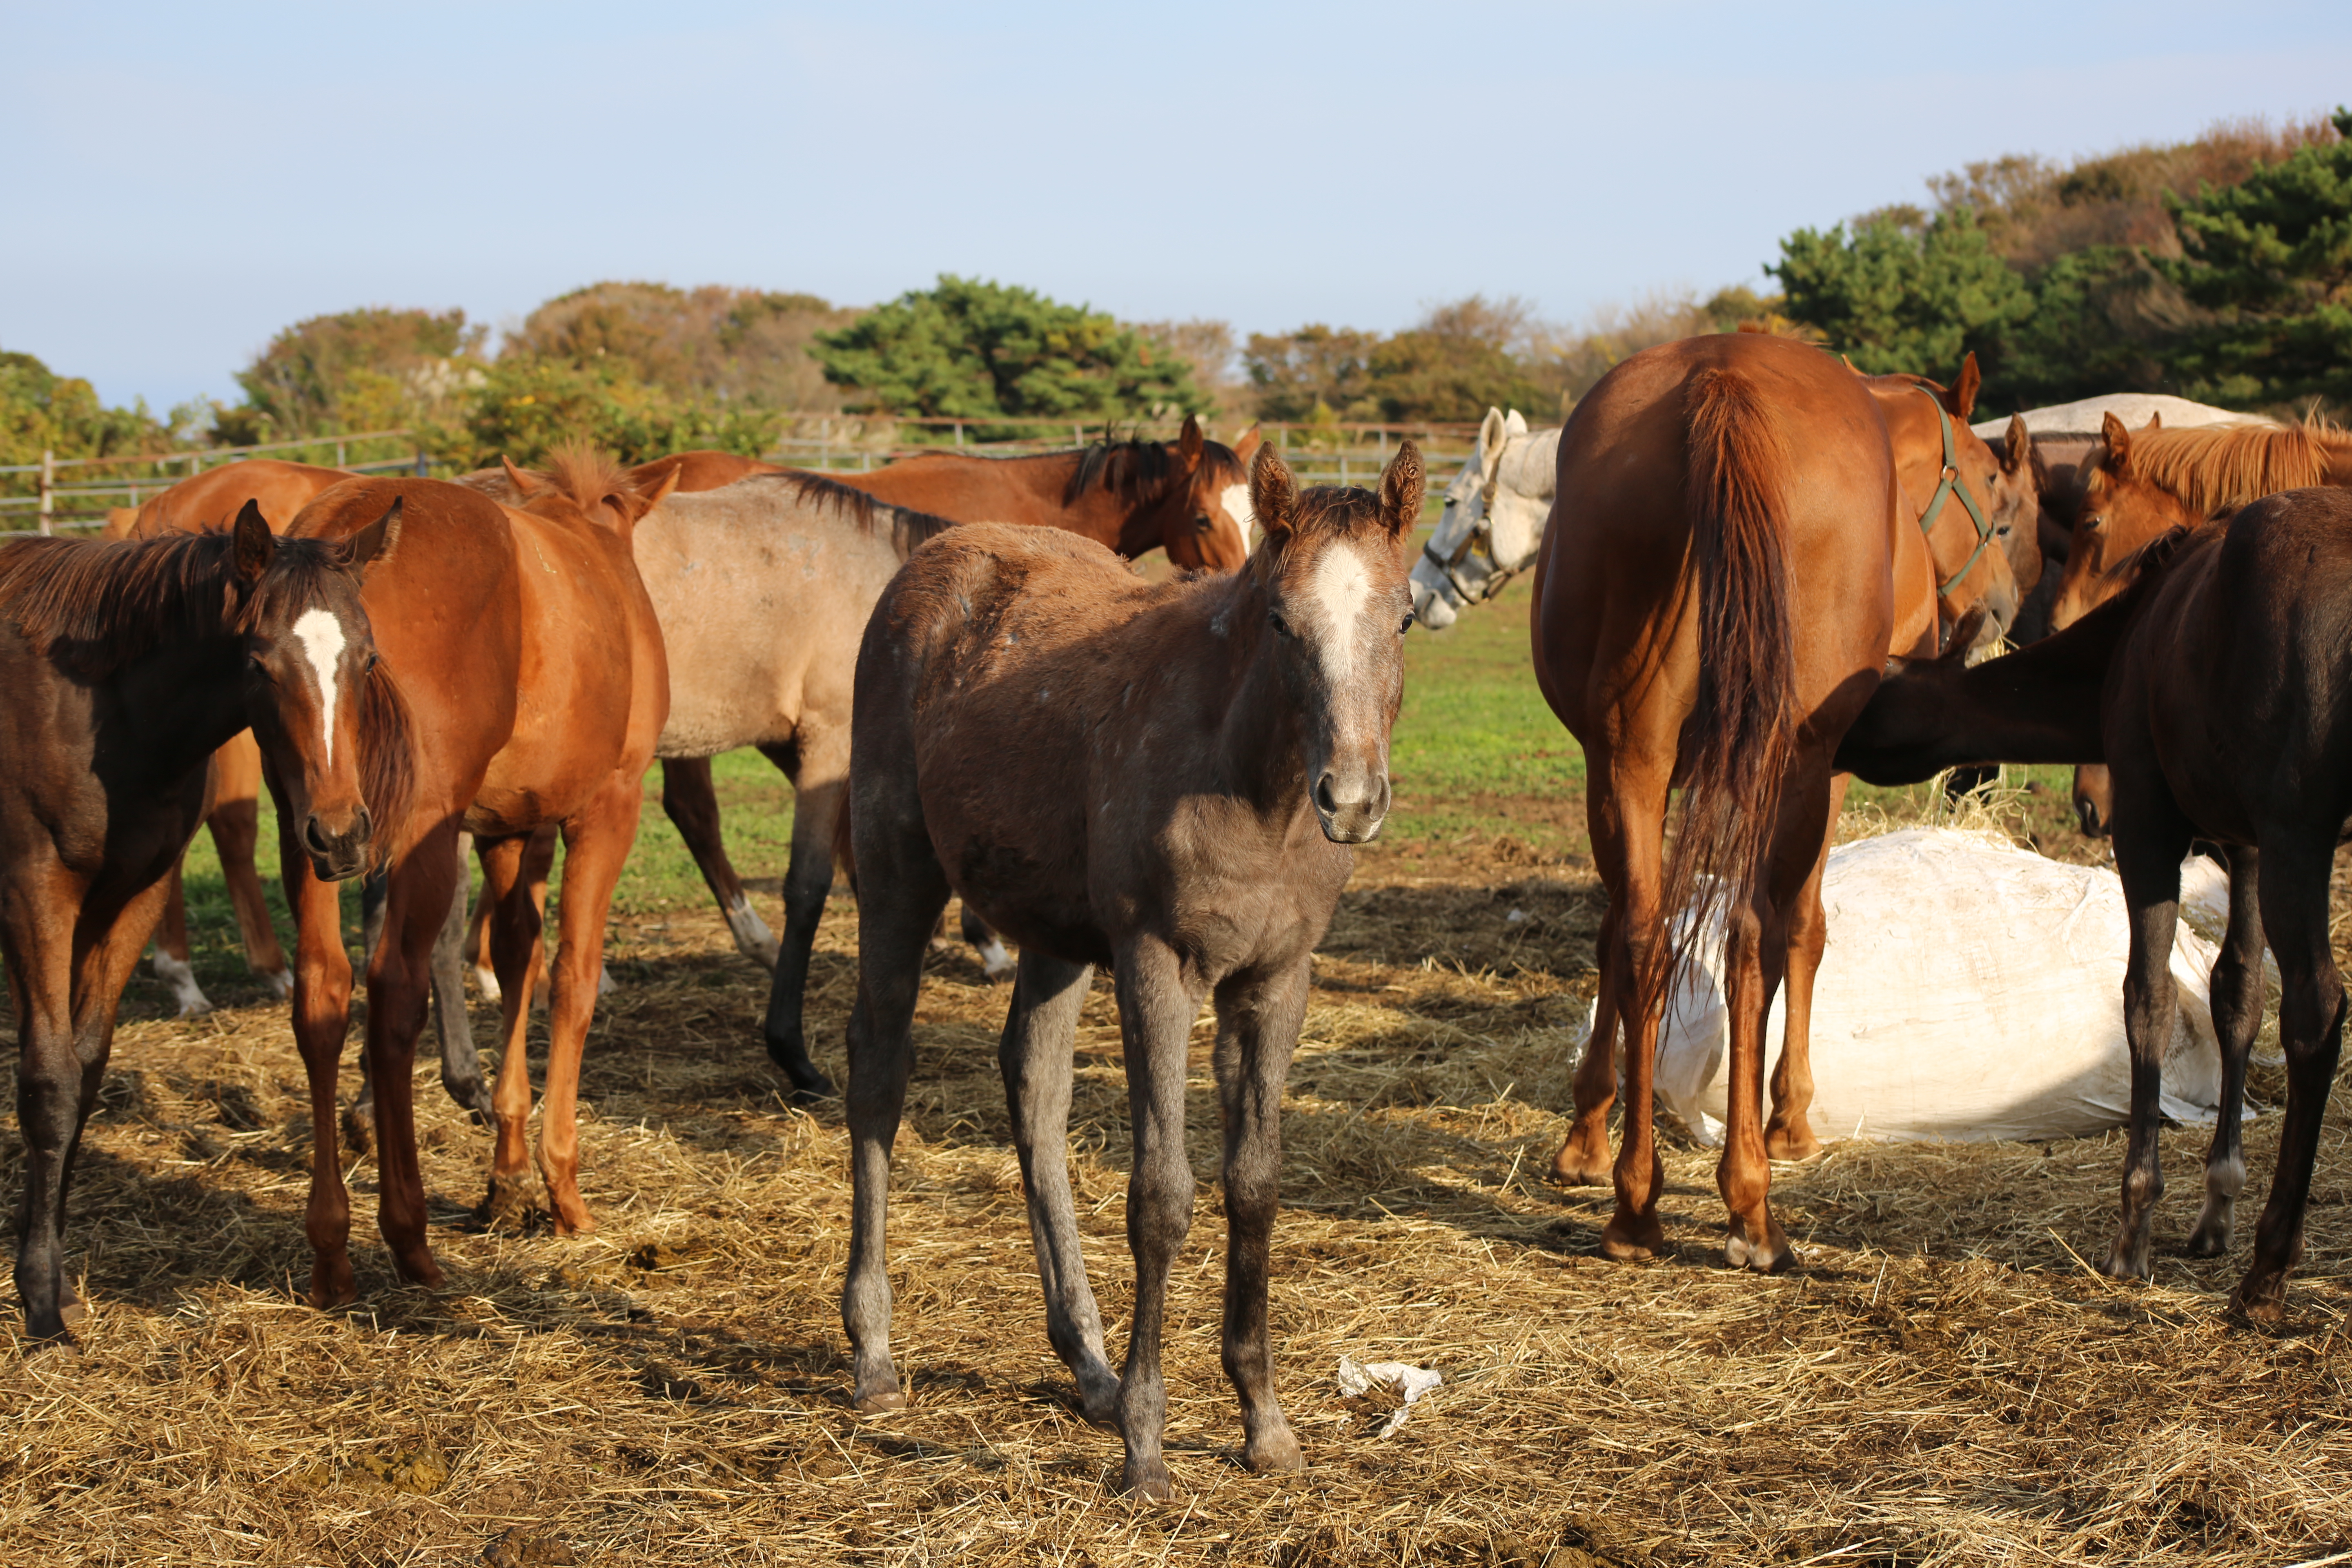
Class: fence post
414,449,428,478
189,452,201,478
37,450,53,536
336,439,347,468
820,419,831,470
953,421,964,449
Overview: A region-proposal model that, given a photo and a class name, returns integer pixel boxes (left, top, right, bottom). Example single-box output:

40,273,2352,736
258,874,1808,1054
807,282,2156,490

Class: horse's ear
1947,353,1981,421
1250,444,1297,544
1378,440,1426,538
1479,408,1510,479
639,466,681,511
499,454,542,498
347,497,402,576
1176,414,1204,470
231,499,273,584
1504,408,1529,436
2101,411,2133,475
2004,414,2032,475
2146,410,2163,430
1231,424,1263,464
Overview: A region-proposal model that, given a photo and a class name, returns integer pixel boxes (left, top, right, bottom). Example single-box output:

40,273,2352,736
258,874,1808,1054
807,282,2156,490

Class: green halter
1913,384,1996,597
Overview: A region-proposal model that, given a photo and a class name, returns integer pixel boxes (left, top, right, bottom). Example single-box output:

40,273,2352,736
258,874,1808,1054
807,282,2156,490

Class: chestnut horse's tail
1652,366,1799,1006
356,661,417,875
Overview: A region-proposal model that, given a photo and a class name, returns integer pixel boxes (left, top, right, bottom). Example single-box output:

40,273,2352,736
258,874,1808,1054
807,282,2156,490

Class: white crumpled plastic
1336,1356,1444,1438
1610,829,2235,1146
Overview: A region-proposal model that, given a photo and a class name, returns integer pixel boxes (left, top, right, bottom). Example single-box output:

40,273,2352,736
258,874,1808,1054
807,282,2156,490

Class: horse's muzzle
304,808,374,881
1314,770,1390,845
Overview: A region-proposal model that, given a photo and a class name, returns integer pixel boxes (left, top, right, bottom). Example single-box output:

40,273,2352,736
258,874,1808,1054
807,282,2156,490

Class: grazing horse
0,507,400,1339
1410,406,1557,631
1534,332,1936,1269
275,455,668,1303
1836,488,2352,1319
108,459,359,1011
840,444,1422,1498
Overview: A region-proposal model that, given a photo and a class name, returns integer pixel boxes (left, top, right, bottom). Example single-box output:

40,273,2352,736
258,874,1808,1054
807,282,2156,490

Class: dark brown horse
1837,488,2352,1320
840,444,1421,1497
276,454,668,1303
0,508,401,1339
1536,332,1935,1269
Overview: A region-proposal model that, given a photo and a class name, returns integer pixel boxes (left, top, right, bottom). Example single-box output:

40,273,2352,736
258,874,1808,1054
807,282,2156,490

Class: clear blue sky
6,1,2348,411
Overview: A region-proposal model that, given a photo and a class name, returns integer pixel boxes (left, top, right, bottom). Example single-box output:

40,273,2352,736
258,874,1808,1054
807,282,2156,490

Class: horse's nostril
1314,774,1339,814
353,808,372,844
303,816,332,855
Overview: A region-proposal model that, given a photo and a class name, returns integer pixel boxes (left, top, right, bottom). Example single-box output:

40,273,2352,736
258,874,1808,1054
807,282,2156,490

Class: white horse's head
1408,406,1552,630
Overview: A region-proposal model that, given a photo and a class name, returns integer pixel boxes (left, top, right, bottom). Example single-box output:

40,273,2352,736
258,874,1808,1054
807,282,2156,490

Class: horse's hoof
1599,1217,1666,1262
1725,1218,1797,1274
394,1252,448,1291
309,1263,359,1310
1548,1155,1613,1189
1122,1462,1177,1502
479,1173,540,1234
2229,1270,2289,1323
1765,1127,1823,1163
767,1044,837,1102
260,968,294,1000
855,1388,908,1413
1244,1426,1303,1474
341,1104,375,1159
2185,1222,2232,1259
1077,1371,1122,1428
2099,1243,2152,1282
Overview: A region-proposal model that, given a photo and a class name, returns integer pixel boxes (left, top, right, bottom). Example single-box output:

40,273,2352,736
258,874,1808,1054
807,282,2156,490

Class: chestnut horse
1837,488,2352,1320
275,456,668,1303
1862,357,2038,637
0,507,401,1339
841,444,1421,1497
2048,412,2352,835
108,459,359,1011
1535,332,1938,1270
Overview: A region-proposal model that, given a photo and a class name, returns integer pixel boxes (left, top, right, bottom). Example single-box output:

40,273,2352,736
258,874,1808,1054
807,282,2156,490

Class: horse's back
831,457,1050,527
132,459,349,537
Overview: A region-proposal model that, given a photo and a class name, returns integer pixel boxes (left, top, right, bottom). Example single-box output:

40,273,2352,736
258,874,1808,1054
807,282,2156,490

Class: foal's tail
1651,366,1799,1005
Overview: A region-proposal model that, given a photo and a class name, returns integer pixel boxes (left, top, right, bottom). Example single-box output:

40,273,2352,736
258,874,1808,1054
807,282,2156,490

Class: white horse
1408,406,1559,630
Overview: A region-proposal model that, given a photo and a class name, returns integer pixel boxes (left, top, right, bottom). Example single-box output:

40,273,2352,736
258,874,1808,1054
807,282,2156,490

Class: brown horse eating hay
840,443,1421,1498
1535,332,1933,1270
0,507,400,1339
1838,488,2352,1319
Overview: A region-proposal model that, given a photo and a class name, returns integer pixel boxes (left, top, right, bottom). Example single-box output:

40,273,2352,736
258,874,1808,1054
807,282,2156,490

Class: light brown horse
107,460,360,1011
1536,332,1934,1269
841,444,1422,1497
275,454,668,1303
1864,355,2039,635
0,508,401,1338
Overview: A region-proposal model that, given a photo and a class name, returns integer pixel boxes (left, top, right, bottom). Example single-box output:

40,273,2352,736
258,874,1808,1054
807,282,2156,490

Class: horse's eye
1400,609,1415,633
1269,610,1293,638
1193,514,1213,534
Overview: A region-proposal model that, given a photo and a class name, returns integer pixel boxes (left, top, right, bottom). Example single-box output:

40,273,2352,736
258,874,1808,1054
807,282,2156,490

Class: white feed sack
1626,828,2230,1146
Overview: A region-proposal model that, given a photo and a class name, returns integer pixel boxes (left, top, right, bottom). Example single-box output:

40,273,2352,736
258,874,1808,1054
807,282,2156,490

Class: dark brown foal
1838,488,2352,1319
840,443,1422,1498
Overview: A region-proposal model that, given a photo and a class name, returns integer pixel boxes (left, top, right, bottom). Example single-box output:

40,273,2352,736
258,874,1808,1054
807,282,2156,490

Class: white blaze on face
1221,482,1258,552
292,608,348,768
1300,542,1377,679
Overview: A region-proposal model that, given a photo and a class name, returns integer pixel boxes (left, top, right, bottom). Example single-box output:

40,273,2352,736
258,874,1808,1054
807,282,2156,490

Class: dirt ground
2,817,2350,1566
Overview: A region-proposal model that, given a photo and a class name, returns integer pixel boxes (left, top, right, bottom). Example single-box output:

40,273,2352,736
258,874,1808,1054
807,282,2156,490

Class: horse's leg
1550,895,1620,1186
661,756,778,967
208,733,289,996
149,856,212,1018
1110,936,1207,1500
1764,772,1848,1163
359,866,388,968
2233,829,2345,1321
480,831,554,1229
1211,959,1308,1476
842,780,951,1414
464,880,499,1003
962,906,1016,981
759,739,842,1098
430,830,491,1122
535,781,643,1236
1719,764,1827,1274
2101,776,2194,1280
998,949,1118,1423
2188,846,2262,1257
7,882,80,1341
280,818,361,1306
1585,738,1671,1263
363,826,460,1288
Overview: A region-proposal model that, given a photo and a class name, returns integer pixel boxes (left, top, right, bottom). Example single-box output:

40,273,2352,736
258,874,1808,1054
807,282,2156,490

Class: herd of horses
5,330,2352,1496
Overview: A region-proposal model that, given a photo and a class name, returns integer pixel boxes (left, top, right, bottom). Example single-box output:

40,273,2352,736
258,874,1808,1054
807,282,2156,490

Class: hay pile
1,824,2348,1565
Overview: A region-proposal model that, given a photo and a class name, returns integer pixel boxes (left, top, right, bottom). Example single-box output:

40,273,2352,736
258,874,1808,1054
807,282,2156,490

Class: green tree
1243,323,1381,421
813,276,1204,430
224,306,487,444
0,350,165,470
1770,207,2032,377
505,282,854,411
442,354,775,470
2160,107,2352,408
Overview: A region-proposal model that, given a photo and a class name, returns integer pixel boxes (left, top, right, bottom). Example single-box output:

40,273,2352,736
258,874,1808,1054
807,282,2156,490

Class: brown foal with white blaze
840,444,1423,1499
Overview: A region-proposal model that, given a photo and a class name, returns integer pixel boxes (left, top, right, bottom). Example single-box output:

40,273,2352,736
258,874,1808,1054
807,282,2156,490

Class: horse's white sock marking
292,608,347,768
1303,544,1374,679
1222,482,1257,551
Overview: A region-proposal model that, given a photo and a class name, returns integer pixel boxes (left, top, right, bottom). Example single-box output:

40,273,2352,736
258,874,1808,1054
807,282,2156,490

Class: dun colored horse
0,507,400,1339
1836,488,2352,1319
1535,332,1940,1270
276,456,668,1303
108,459,360,1010
840,444,1422,1497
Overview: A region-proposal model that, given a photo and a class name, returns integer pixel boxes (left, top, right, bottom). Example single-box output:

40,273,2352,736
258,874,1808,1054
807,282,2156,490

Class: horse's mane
761,470,960,560
534,445,637,512
2127,424,2350,517
1063,434,1250,506
0,529,351,679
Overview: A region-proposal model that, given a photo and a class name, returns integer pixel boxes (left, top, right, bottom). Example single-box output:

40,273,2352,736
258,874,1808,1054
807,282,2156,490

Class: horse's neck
873,452,1128,541
109,639,254,782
